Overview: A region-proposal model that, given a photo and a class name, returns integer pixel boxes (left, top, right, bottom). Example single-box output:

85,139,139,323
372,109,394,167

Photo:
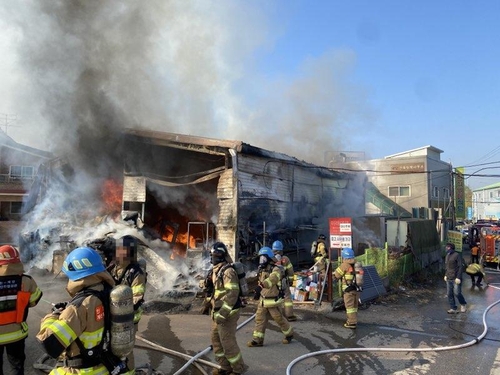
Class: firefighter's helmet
272,240,284,253
258,246,277,262
318,234,326,241
63,247,106,281
0,245,21,265
211,242,228,265
341,247,355,259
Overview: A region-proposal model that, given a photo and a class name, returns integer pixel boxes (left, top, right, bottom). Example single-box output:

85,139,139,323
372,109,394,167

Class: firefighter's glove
52,302,68,314
200,298,211,315
253,286,262,300
213,312,226,325
443,276,447,282
454,278,461,285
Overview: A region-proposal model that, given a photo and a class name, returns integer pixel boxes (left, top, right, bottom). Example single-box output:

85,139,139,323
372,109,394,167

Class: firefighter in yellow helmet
36,246,135,375
208,242,246,375
333,247,361,329
0,245,42,375
271,240,297,321
247,247,293,347
312,234,329,278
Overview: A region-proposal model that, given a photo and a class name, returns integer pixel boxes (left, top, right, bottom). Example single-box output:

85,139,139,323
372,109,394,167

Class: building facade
472,182,500,221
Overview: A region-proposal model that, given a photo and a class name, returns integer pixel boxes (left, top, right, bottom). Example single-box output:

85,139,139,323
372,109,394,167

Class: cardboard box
296,290,309,302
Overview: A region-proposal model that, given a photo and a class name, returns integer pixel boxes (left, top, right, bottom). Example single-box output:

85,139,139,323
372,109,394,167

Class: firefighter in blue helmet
271,240,297,321
333,247,361,329
247,247,293,347
36,247,134,375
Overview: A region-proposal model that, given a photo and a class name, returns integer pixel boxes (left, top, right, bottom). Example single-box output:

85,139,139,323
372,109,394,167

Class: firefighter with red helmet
0,245,42,375
333,247,361,329
207,242,246,375
271,240,297,321
36,247,135,375
247,247,293,347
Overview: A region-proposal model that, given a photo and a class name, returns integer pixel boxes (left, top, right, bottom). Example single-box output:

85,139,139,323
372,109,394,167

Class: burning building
119,129,366,264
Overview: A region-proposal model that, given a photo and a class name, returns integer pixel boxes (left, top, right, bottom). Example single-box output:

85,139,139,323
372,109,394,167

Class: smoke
1,1,377,283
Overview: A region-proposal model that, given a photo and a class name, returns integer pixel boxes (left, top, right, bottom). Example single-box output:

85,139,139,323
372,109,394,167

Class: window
10,202,22,214
443,188,449,199
433,186,439,198
388,186,410,197
9,166,34,180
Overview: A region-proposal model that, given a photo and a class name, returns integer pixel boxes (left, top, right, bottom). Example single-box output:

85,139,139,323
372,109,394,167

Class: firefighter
271,240,297,321
470,242,480,264
207,242,246,375
107,235,146,325
247,247,293,347
36,247,134,375
465,262,487,287
333,247,360,329
0,245,42,375
312,234,329,278
107,235,146,372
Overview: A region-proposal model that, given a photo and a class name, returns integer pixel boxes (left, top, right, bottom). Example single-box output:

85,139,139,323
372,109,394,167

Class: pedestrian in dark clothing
444,243,467,314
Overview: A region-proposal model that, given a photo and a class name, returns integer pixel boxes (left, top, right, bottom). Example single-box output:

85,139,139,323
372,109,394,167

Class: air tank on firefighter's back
110,285,135,358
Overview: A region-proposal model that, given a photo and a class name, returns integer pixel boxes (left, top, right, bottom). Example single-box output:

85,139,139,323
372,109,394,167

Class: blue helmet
272,240,283,252
341,247,355,259
63,247,106,281
258,246,276,260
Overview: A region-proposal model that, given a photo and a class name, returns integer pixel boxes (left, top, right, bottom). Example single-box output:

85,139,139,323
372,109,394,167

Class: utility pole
0,113,20,135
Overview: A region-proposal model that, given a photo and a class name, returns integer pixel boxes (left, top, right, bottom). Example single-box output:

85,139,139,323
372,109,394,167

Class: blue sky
0,1,499,190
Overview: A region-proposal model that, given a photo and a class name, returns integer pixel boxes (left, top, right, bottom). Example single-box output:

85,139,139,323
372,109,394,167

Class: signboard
455,167,465,220
329,217,352,248
447,230,463,253
390,163,425,173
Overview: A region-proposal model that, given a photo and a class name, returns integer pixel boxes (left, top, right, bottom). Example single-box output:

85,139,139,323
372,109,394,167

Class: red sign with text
329,217,352,248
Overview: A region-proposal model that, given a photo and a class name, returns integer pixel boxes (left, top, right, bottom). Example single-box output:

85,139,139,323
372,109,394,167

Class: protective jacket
258,264,285,307
0,262,42,344
36,271,117,375
108,261,146,323
211,262,241,323
466,263,485,276
313,240,329,274
281,255,294,284
334,258,357,292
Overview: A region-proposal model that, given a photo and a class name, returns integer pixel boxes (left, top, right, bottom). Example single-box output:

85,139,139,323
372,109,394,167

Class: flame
101,179,123,214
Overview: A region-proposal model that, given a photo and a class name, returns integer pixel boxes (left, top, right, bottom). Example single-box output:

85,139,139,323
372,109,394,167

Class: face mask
211,252,225,265
259,255,269,267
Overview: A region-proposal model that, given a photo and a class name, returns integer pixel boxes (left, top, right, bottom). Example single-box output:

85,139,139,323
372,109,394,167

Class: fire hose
286,280,500,375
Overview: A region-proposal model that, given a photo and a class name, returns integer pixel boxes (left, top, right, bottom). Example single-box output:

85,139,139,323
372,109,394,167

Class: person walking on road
248,247,293,347
0,245,42,375
333,247,361,329
465,262,487,287
272,240,297,321
206,242,246,375
444,243,467,314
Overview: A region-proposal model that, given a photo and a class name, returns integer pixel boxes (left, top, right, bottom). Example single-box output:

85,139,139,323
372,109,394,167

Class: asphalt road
21,260,500,375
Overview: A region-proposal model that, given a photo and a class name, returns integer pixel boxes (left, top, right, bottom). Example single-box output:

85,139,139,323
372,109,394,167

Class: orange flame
101,179,123,214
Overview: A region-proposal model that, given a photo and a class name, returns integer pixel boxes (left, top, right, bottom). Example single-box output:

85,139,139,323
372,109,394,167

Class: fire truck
476,225,500,264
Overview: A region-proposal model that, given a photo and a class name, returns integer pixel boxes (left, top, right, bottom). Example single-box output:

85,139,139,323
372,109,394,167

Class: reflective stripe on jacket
0,272,42,345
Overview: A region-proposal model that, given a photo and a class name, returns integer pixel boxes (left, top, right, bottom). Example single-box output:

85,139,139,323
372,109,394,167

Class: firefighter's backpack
66,284,133,374
218,262,249,298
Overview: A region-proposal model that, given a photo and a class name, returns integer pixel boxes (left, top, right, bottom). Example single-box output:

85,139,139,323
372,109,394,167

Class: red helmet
0,245,21,265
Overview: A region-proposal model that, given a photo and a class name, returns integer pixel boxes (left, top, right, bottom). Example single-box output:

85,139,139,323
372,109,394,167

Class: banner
455,167,465,220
